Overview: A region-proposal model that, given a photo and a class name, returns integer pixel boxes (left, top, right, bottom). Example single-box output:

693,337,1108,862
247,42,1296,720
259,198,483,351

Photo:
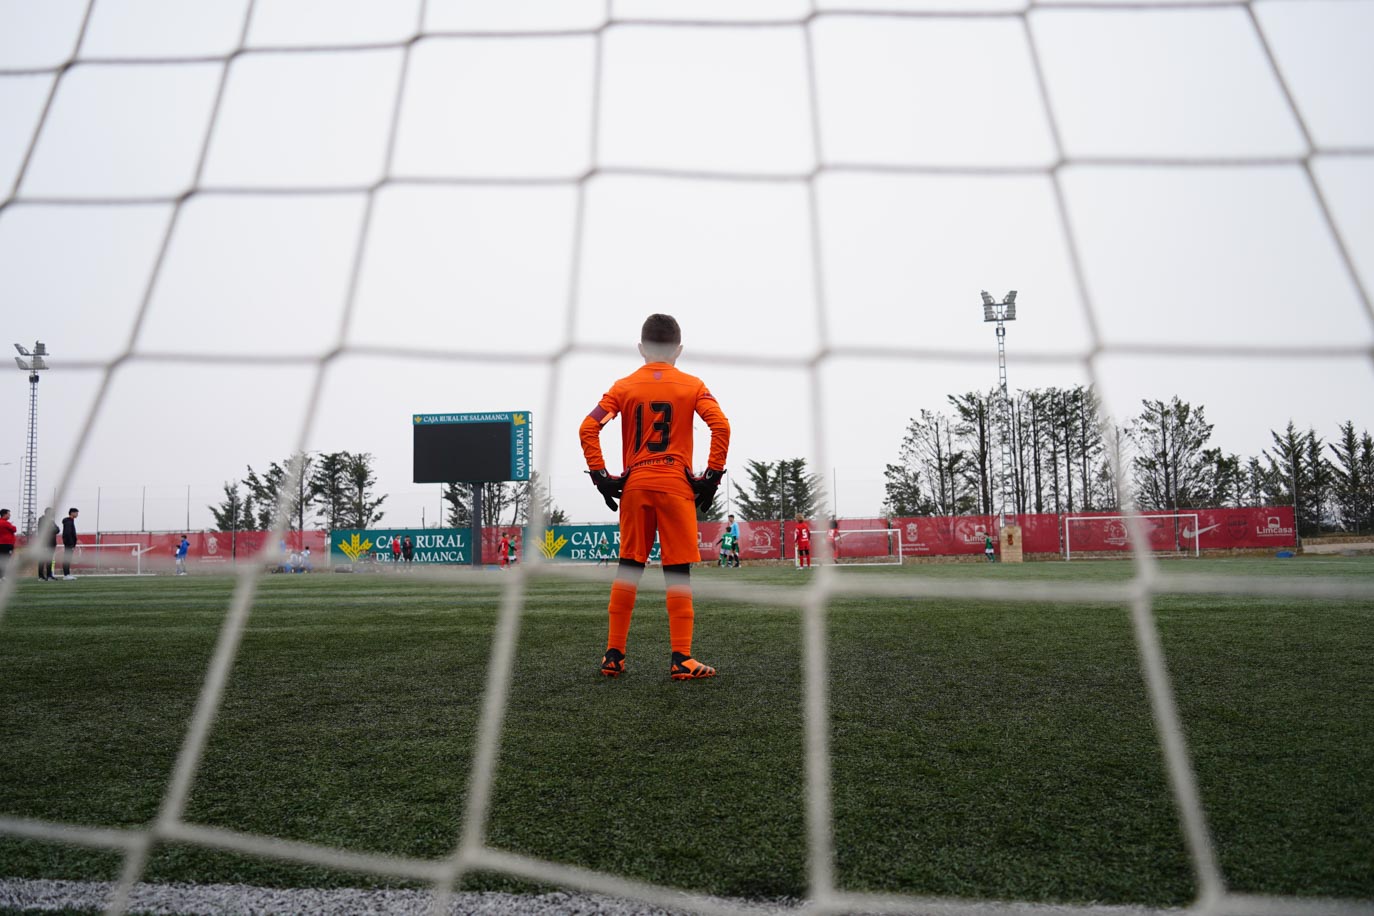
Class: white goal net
1064,513,1201,561
0,3,1371,916
61,542,152,577
832,528,903,566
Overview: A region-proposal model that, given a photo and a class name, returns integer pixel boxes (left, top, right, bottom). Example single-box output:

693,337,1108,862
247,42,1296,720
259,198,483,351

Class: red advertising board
1062,507,1297,553
1194,506,1298,549
1005,514,1065,555
697,521,727,561
884,516,995,556
74,530,329,567
484,527,522,563
66,506,1295,572
682,519,790,561
1063,514,1190,554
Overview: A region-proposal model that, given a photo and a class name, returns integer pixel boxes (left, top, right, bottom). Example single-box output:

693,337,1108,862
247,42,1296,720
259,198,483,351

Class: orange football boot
669,651,716,680
600,647,625,678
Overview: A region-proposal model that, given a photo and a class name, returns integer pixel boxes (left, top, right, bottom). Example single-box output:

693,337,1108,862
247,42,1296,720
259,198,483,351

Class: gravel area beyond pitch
0,878,713,915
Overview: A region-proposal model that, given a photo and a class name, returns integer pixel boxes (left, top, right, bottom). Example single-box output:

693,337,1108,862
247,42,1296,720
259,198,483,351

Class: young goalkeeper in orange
579,314,730,680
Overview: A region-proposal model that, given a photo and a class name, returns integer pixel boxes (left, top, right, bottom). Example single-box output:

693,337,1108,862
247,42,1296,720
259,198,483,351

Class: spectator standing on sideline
390,536,402,568
402,536,414,567
498,532,510,570
509,534,519,566
984,532,996,563
175,535,190,575
61,508,79,579
0,509,15,579
301,545,312,572
36,507,59,580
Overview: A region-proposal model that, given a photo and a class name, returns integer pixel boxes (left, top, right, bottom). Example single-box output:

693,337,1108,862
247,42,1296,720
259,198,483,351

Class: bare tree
515,472,568,525
888,410,971,516
1129,397,1214,511
948,391,995,516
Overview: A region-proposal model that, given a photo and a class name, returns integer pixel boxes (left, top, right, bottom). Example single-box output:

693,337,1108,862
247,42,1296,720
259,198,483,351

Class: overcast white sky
1,0,1372,533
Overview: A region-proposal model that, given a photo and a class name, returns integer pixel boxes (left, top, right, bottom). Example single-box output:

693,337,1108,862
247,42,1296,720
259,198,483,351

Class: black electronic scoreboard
413,411,531,483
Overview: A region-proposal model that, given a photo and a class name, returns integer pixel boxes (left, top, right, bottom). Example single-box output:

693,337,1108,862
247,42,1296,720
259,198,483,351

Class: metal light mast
14,341,50,535
979,292,1017,529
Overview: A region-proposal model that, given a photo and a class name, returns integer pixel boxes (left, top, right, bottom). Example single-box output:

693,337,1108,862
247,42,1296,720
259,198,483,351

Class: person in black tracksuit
36,507,59,580
60,508,79,579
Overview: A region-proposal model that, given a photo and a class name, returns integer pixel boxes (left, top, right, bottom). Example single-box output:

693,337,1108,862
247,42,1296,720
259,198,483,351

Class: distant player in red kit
794,515,812,569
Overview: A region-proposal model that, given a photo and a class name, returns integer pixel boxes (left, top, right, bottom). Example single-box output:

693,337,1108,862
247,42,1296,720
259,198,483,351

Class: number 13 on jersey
633,401,672,454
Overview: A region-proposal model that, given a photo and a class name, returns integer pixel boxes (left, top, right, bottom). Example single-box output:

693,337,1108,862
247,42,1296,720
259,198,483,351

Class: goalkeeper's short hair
641,313,681,348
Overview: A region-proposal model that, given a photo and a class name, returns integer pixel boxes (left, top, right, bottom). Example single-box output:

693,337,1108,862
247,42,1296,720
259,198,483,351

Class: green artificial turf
0,558,1369,907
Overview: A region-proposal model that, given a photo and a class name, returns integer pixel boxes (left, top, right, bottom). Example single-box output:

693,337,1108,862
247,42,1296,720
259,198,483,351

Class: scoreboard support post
471,483,482,567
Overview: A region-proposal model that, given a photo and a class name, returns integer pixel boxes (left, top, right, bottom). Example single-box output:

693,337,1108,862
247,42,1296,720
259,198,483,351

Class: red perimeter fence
699,506,1295,561
32,506,1295,568
30,530,329,569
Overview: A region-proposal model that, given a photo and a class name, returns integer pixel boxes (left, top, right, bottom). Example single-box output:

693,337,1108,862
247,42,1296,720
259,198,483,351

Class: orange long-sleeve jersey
579,362,730,498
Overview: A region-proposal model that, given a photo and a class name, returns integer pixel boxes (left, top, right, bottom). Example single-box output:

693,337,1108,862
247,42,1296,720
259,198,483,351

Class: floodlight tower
980,292,1017,529
13,341,49,535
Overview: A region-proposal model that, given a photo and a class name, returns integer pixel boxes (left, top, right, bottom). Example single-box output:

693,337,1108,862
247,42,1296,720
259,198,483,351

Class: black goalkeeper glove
588,468,626,511
689,468,725,513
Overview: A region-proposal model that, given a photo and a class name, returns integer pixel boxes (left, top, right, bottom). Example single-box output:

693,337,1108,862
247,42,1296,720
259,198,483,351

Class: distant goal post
1063,513,1201,561
830,528,904,566
64,543,153,576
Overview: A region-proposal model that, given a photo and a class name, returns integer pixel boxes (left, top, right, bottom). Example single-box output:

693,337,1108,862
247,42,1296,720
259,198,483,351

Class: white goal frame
2,4,1371,916
831,528,904,566
66,543,151,577
1064,513,1200,561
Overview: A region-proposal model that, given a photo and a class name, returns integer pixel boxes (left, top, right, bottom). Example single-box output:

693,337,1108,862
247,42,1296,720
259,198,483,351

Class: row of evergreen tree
210,451,387,533
879,387,1374,537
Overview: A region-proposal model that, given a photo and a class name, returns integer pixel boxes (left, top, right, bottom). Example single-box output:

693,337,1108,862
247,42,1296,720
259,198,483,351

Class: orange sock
666,586,694,657
606,580,638,654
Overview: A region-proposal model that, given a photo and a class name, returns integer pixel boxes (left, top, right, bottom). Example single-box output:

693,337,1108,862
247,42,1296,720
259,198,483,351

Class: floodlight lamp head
13,343,30,356
1003,291,1017,321
33,341,47,356
980,292,995,322
14,357,28,371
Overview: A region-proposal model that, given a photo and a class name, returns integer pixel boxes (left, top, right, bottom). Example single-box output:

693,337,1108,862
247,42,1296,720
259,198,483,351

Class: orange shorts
618,488,701,566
